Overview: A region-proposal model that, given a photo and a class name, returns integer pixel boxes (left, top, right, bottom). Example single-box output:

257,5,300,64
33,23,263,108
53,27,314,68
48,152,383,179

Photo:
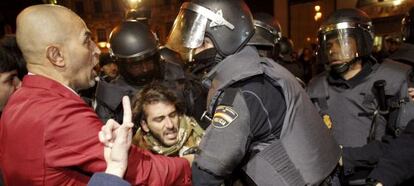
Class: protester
0,35,25,114
131,83,204,157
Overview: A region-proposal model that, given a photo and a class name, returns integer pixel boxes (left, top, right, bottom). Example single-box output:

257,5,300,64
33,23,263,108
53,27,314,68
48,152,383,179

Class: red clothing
0,75,191,186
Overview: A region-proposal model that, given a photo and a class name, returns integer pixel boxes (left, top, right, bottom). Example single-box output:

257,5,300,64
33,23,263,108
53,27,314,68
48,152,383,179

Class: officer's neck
341,61,362,80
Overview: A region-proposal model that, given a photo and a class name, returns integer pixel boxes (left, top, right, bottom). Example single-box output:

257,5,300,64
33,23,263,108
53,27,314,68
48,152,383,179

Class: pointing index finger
122,96,133,126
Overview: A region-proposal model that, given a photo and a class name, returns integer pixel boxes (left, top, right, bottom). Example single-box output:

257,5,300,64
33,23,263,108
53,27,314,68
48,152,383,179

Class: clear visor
166,8,208,61
166,2,235,62
319,29,360,64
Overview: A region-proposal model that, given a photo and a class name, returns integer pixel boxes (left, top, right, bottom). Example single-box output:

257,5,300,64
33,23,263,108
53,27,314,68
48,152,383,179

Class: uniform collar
327,61,374,89
204,46,264,91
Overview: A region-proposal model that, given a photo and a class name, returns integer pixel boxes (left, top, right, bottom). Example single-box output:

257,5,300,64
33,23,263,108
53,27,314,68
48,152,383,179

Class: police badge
212,105,239,128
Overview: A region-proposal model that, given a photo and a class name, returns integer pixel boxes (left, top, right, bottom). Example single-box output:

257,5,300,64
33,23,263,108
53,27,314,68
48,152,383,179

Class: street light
98,42,108,48
314,5,322,21
123,0,142,11
393,0,403,6
122,0,147,21
314,5,320,12
314,12,322,21
42,0,57,4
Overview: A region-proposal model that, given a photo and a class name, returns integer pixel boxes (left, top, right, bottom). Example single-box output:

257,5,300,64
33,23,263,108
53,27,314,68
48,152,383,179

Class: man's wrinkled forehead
72,13,90,39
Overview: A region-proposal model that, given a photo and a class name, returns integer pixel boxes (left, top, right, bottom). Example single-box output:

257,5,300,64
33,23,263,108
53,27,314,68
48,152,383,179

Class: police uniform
192,46,340,185
342,119,414,186
307,59,413,147
367,119,414,186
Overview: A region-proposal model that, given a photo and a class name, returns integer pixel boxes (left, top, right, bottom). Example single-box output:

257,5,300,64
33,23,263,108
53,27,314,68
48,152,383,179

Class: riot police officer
95,20,205,127
308,8,413,147
307,8,414,184
340,8,414,186
167,0,340,185
247,12,306,86
247,12,282,58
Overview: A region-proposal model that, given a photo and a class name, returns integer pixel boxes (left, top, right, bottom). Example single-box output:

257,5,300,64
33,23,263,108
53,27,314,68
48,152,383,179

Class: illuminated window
97,29,107,42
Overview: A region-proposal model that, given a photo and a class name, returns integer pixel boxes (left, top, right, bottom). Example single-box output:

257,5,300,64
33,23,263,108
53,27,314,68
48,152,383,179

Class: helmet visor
167,2,235,61
166,7,208,61
319,28,360,65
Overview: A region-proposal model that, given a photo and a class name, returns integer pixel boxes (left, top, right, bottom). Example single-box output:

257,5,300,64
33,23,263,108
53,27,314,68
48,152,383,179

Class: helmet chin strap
330,57,360,74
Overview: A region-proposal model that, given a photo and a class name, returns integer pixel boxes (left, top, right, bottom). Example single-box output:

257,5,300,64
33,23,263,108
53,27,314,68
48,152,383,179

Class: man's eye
154,116,164,122
4,78,15,86
4,76,14,84
169,112,177,118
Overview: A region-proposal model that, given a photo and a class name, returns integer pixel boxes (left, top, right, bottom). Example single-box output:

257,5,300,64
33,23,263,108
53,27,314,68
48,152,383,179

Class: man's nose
165,118,174,129
328,42,340,55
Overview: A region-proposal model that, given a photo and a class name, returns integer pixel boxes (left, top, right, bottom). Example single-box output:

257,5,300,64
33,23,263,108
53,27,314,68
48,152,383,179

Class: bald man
0,5,191,186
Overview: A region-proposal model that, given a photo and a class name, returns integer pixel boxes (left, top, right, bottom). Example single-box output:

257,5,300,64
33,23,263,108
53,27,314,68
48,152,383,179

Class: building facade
273,0,412,50
58,0,185,52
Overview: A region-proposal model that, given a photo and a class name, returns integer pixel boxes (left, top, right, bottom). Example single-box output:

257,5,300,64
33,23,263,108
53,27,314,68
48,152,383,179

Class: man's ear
141,120,150,133
46,45,65,67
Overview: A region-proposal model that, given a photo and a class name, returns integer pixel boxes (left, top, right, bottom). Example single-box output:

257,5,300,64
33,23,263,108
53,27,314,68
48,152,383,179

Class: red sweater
0,75,191,186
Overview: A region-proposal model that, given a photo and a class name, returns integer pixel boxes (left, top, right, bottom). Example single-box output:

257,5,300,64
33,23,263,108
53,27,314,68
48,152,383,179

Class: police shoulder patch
212,105,238,128
322,114,333,129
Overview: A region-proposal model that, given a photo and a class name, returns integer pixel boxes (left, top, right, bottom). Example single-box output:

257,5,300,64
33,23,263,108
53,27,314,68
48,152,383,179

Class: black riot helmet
108,20,162,86
167,0,255,61
278,36,294,62
402,7,414,44
318,8,374,74
248,12,282,58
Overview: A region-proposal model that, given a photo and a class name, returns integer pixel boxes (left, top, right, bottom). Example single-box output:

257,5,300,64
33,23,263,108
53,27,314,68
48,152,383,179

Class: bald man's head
16,5,85,66
15,4,101,91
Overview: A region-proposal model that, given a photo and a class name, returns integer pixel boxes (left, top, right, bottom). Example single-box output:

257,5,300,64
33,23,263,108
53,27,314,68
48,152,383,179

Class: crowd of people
0,0,413,186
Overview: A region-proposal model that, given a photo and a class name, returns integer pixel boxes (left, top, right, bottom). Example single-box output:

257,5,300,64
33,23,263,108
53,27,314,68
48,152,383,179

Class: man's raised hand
99,96,134,177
